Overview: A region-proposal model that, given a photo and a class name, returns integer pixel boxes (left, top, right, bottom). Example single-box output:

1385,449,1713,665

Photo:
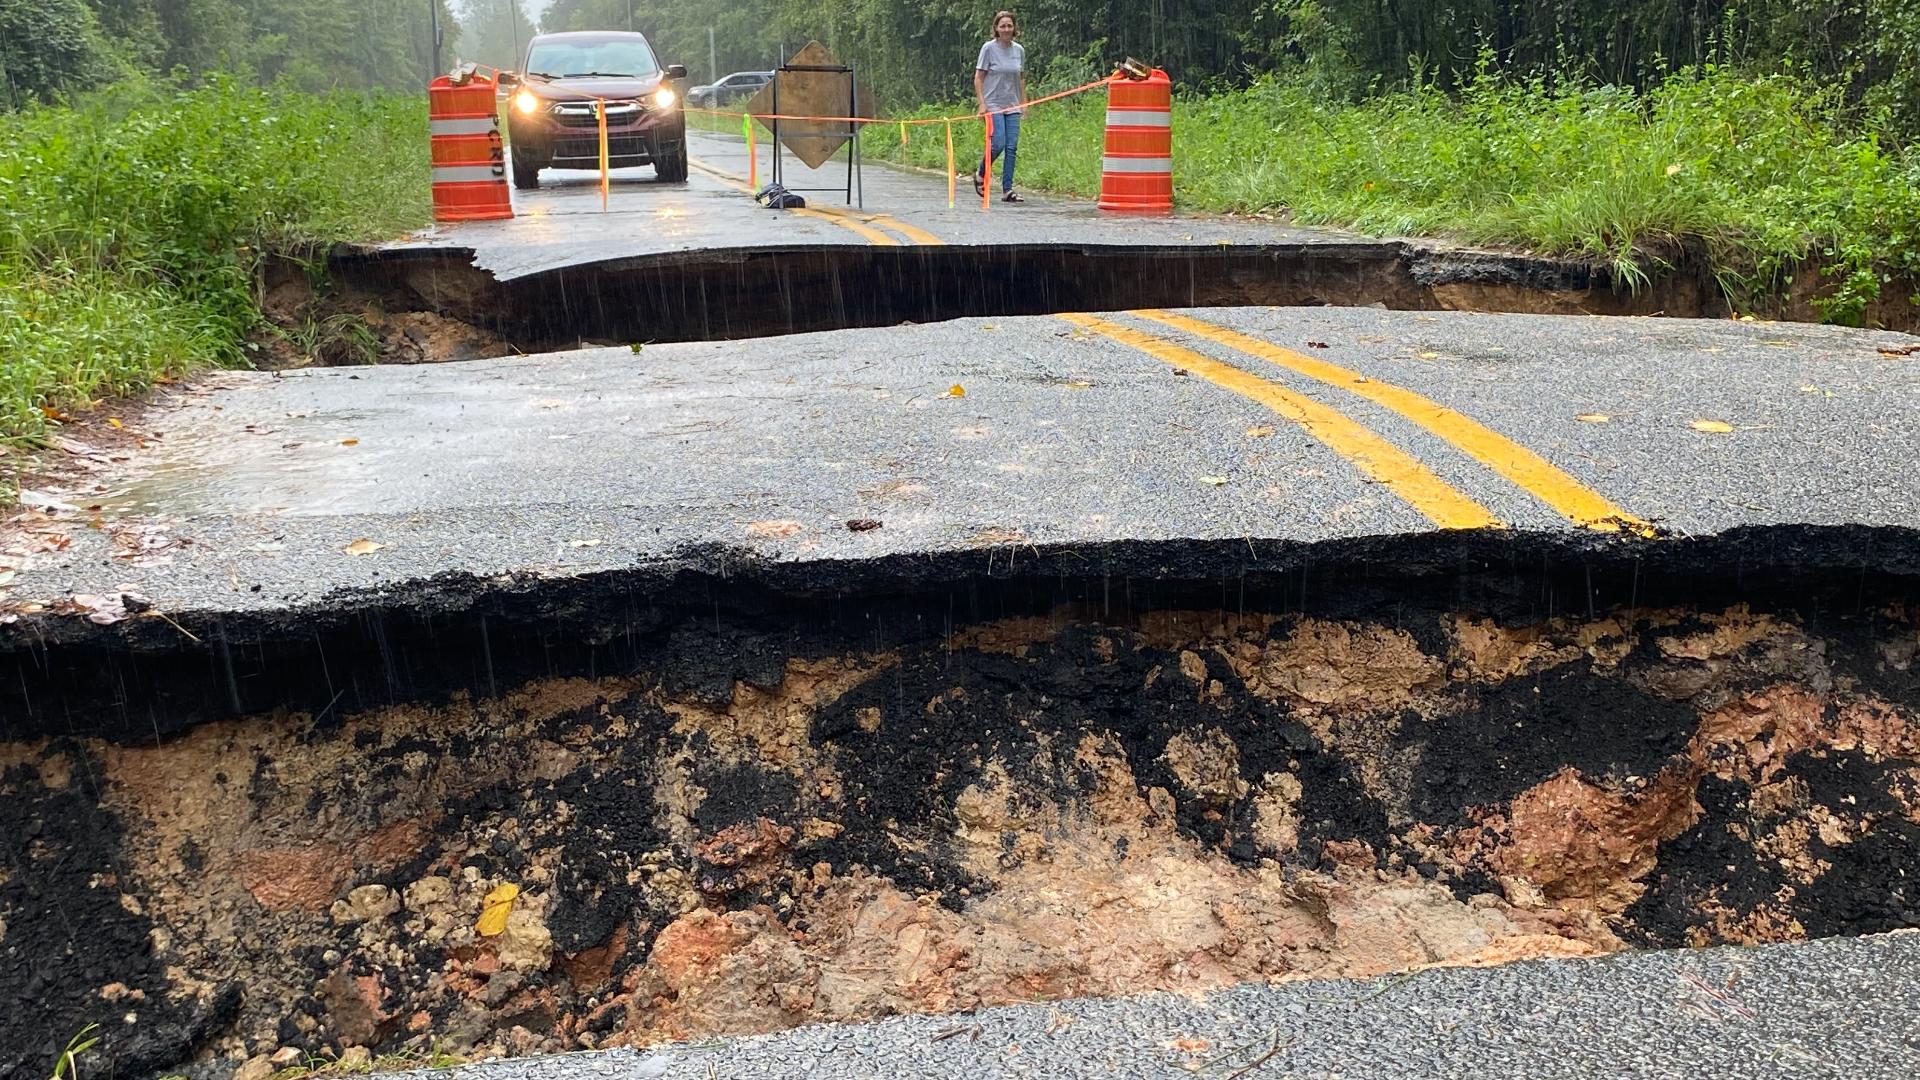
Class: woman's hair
993,10,1017,32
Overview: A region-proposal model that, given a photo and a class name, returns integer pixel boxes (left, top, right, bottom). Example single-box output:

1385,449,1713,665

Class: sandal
973,172,985,197
1002,191,1024,203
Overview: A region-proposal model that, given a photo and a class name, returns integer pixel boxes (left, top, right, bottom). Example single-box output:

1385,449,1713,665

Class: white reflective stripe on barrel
430,117,499,137
431,165,506,183
1102,157,1172,173
1104,111,1172,127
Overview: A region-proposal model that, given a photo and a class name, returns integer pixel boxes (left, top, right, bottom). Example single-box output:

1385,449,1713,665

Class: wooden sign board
743,41,876,170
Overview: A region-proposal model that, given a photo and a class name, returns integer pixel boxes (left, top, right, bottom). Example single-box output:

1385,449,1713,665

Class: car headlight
513,90,539,114
653,87,677,109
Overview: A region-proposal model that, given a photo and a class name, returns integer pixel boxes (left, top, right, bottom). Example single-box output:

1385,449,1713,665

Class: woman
974,11,1027,203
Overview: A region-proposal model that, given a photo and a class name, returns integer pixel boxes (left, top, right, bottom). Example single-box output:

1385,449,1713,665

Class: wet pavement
375,129,1390,281
4,306,1917,622
375,932,1920,1080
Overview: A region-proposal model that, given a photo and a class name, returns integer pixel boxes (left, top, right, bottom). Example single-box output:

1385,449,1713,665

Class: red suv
503,31,689,188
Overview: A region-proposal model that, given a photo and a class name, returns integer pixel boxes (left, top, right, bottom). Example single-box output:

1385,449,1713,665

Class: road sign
744,41,875,170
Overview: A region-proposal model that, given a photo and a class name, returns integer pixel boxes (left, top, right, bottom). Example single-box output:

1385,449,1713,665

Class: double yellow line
1062,311,1646,534
688,157,943,247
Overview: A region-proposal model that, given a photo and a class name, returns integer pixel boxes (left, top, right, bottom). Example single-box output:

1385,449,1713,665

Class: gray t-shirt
976,39,1025,114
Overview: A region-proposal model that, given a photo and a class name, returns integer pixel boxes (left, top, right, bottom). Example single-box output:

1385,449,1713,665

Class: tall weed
863,69,1920,323
0,76,428,441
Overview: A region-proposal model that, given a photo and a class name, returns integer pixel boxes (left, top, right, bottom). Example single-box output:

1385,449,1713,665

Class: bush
863,67,1920,321
0,76,430,440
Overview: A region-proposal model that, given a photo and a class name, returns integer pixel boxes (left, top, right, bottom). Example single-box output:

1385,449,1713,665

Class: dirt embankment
4,601,1918,1077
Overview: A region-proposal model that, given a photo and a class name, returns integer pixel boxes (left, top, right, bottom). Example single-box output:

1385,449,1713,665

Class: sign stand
769,60,864,208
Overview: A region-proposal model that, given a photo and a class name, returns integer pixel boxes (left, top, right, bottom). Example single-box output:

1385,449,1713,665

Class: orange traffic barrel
1097,68,1173,213
430,72,513,222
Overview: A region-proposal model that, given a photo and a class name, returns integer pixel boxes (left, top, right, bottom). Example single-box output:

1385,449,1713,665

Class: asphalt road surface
371,932,1920,1080
376,128,1390,281
4,306,1916,622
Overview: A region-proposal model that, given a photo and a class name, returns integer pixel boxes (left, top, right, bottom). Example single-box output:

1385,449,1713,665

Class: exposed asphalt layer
4,307,1918,627
374,129,1390,281
373,933,1920,1079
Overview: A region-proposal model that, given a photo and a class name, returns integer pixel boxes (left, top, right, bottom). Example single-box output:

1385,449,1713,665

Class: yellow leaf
1198,475,1229,486
476,883,519,937
1245,425,1275,438
979,324,997,331
1665,163,1683,176
108,418,123,429
1575,413,1611,423
1798,385,1819,393
342,538,385,556
946,384,966,398
340,438,360,446
1417,351,1440,360
1689,419,1734,434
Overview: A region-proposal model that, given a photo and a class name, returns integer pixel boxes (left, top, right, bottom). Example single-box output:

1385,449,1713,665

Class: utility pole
507,0,520,68
709,27,717,80
627,0,633,32
428,0,442,79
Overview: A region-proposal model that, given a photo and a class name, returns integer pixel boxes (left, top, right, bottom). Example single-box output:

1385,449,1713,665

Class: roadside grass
861,68,1920,322
0,76,429,443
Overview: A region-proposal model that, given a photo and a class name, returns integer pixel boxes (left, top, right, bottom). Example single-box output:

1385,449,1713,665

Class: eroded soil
4,601,1919,1076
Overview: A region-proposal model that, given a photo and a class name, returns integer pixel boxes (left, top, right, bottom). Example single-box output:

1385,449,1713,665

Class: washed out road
4,305,1917,622
375,128,1394,281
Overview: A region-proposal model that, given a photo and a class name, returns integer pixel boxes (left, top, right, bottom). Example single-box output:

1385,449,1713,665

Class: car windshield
526,39,660,78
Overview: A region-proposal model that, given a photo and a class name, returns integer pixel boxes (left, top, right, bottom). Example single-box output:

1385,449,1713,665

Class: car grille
550,101,644,128
552,135,651,161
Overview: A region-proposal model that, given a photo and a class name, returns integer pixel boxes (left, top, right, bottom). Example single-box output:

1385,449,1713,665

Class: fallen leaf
41,406,71,422
0,570,15,587
1245,425,1276,438
476,883,519,937
251,541,285,552
108,418,123,429
1063,379,1093,389
1575,413,1611,423
1305,341,1329,349
1199,475,1230,486
1799,385,1819,393
979,324,997,331
746,519,805,539
1877,345,1917,357
285,410,312,419
629,343,644,354
1169,1038,1211,1053
342,538,385,555
1665,163,1684,176
946,384,966,398
846,519,883,532
1690,419,1734,434
340,438,359,446
1171,368,1191,378
1417,351,1440,360
567,538,601,548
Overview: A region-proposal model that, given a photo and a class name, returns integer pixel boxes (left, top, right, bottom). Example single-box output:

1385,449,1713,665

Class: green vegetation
2,0,460,103
49,1024,99,1080
864,65,1920,323
0,78,427,441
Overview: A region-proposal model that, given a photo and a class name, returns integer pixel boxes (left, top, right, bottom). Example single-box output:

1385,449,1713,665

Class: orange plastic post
981,112,993,211
945,119,955,209
597,99,610,210
747,117,758,190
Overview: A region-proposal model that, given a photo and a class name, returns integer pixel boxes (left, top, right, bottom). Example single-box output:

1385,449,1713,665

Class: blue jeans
978,111,1021,193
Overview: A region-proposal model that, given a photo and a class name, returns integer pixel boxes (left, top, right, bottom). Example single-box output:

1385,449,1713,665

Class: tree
457,0,537,72
1,0,118,104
